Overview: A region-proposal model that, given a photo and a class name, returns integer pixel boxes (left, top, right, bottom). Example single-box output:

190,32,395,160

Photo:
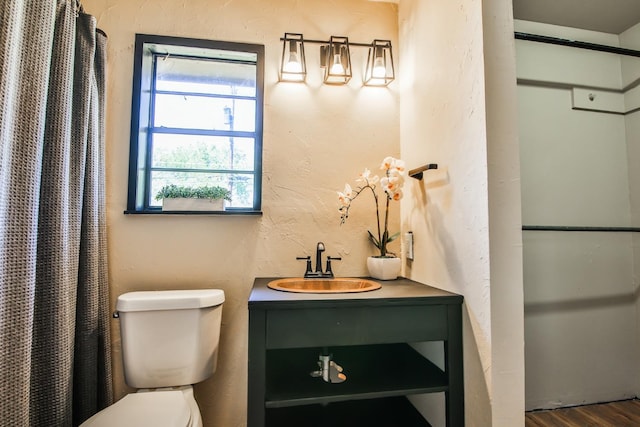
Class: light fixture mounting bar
279,37,373,48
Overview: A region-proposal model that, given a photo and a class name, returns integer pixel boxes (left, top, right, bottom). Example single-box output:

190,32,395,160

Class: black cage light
364,39,394,86
279,33,306,82
321,36,352,85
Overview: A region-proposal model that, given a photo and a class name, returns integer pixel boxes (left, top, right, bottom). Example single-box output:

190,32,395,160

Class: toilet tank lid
116,289,225,312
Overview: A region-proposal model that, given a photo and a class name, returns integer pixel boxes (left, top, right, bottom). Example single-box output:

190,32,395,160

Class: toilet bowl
81,386,199,427
80,289,224,427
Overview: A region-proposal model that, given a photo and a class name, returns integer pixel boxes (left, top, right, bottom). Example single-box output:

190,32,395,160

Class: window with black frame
126,34,264,214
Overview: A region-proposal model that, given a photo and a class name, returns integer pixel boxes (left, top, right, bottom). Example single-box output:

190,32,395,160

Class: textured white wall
398,0,523,425
482,0,525,424
517,20,640,410
398,0,490,422
620,22,640,401
84,1,399,426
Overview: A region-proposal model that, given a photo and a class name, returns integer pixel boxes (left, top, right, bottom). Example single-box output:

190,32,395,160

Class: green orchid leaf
386,232,400,243
367,230,381,249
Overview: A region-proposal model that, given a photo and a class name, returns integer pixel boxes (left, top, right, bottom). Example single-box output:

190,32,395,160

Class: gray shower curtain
0,1,113,425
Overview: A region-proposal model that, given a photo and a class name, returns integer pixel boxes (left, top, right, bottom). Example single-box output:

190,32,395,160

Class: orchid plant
338,156,406,257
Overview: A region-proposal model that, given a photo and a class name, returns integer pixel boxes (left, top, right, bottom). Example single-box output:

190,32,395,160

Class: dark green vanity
248,277,464,427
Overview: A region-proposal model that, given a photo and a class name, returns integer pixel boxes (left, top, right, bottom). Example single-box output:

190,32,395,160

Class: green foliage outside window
155,184,232,201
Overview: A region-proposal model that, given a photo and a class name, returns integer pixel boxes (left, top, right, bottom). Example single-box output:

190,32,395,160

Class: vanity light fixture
364,39,394,86
279,33,394,86
321,36,352,85
279,33,306,82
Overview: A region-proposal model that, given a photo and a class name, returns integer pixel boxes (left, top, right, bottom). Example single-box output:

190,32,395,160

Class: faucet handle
329,361,347,383
296,256,313,276
325,256,342,277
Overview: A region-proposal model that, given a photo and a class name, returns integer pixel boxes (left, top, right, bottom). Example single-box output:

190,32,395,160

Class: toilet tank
116,289,225,389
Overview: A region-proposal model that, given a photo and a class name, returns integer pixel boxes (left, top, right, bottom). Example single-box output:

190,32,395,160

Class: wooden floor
526,399,640,426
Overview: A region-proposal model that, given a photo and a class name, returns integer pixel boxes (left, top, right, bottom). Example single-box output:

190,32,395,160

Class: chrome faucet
296,242,341,278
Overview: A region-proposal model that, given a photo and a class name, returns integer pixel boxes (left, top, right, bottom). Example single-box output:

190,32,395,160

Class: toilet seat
81,390,192,427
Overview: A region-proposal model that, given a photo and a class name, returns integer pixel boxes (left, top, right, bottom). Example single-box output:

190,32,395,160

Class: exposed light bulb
284,54,302,73
371,45,387,79
372,56,386,78
330,53,344,75
283,41,302,74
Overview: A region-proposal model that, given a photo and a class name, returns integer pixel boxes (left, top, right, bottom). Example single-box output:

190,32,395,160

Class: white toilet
81,289,225,427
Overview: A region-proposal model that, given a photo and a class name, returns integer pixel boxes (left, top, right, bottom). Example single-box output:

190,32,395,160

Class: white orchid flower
380,176,389,190
388,172,405,188
337,192,349,206
392,189,403,201
392,159,406,172
382,175,403,193
380,156,394,171
380,156,406,172
337,183,353,206
357,168,379,185
344,183,353,197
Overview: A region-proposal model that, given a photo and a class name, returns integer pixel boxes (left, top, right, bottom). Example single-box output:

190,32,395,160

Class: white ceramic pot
366,256,401,280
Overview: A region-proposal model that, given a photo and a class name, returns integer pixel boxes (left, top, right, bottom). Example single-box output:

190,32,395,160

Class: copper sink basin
267,278,381,294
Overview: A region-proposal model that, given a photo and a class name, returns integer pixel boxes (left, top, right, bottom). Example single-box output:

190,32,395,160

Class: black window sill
124,209,262,216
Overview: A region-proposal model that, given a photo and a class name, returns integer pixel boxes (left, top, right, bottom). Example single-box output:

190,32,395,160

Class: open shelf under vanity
266,344,446,408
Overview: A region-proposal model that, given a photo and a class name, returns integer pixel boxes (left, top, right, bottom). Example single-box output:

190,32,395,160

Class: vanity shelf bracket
409,164,438,180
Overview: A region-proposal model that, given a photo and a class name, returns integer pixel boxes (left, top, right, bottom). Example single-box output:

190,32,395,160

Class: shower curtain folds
0,1,112,426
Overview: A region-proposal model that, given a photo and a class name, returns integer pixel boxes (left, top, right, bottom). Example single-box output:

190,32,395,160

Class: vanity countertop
249,277,462,309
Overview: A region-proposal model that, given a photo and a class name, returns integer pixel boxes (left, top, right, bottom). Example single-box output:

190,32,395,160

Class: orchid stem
368,185,382,252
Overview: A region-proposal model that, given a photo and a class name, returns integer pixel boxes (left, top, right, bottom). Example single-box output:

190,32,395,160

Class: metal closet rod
515,32,640,58
523,225,640,232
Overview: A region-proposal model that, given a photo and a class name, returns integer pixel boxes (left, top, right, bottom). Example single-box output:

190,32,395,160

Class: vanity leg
445,303,464,426
248,308,266,427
